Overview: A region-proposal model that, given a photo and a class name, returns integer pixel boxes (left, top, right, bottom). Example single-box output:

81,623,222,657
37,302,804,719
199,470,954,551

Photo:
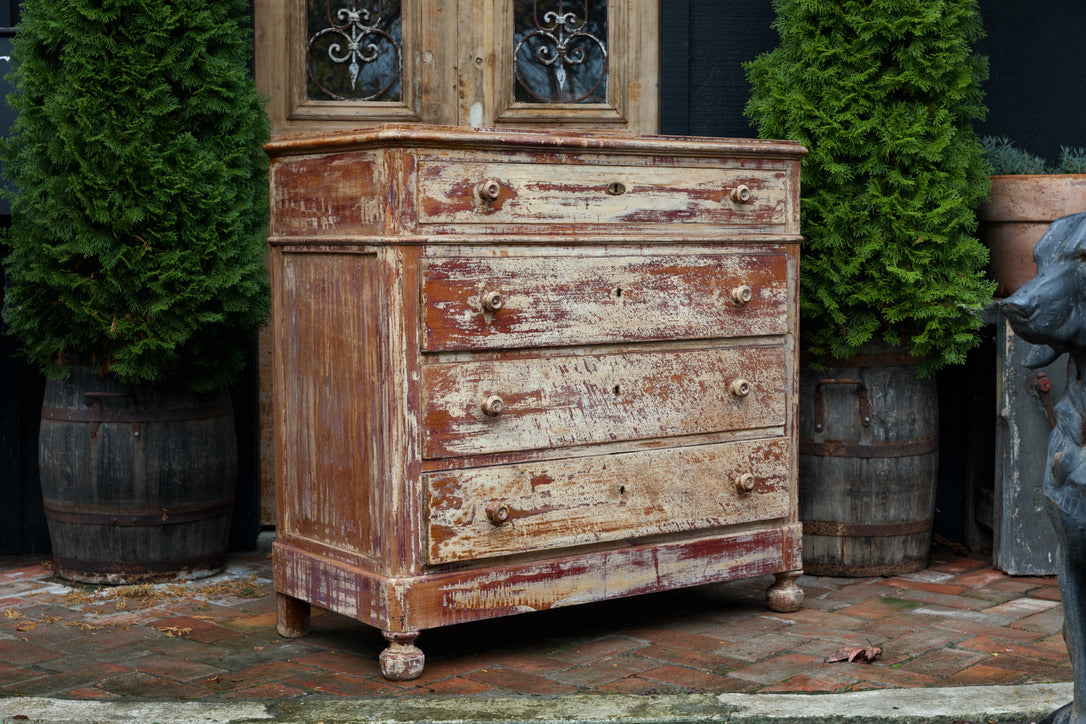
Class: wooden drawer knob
474,179,502,206
735,473,756,495
481,395,504,417
731,185,752,204
486,501,510,525
481,291,504,313
730,284,753,305
730,379,752,398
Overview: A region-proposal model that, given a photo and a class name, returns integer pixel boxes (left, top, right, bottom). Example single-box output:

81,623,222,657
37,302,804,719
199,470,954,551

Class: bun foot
766,570,804,612
379,631,425,680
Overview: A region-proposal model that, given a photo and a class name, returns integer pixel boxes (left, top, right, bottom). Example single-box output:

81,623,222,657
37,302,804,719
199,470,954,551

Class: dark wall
660,0,777,138
661,0,1086,156
974,1,1086,161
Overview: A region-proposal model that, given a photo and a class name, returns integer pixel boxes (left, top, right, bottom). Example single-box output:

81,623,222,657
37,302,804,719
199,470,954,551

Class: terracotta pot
979,174,1086,297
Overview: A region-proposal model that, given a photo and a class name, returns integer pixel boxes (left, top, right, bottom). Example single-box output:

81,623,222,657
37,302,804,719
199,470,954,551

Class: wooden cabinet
268,124,806,680
254,0,659,135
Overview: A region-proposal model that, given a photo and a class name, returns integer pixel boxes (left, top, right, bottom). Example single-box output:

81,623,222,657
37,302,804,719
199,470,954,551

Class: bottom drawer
426,437,791,564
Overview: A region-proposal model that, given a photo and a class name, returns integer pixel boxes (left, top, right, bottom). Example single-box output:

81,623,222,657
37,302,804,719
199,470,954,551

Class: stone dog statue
1002,212,1086,724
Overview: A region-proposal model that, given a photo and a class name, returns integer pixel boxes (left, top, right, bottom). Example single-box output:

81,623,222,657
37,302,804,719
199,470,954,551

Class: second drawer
421,251,789,352
421,344,787,459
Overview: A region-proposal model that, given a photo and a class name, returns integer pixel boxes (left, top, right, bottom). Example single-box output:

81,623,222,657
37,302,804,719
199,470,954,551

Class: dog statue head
1001,212,1086,369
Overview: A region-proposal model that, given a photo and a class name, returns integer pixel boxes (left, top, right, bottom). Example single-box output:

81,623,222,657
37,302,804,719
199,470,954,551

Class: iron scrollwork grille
514,0,608,104
306,0,403,101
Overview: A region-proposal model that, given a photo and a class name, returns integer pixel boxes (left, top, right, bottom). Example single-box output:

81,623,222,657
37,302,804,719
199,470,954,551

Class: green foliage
980,136,1048,174
982,136,1086,175
2,0,270,391
1058,147,1086,174
745,0,995,374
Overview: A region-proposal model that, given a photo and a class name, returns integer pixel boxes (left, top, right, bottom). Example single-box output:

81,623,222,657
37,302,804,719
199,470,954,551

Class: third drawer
422,344,787,459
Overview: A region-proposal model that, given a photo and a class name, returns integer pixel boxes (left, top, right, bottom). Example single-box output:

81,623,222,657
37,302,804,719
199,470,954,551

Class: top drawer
416,160,790,232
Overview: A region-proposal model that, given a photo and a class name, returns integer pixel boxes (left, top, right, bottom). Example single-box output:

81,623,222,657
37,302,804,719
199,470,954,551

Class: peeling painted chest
266,124,807,680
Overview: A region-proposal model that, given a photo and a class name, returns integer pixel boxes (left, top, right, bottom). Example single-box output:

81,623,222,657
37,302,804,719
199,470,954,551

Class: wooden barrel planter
798,346,939,576
38,366,237,584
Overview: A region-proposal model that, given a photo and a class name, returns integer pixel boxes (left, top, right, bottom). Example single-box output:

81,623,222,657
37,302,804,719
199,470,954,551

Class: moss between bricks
879,597,923,612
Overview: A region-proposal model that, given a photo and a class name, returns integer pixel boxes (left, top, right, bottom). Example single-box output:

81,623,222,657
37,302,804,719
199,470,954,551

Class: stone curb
0,683,1072,723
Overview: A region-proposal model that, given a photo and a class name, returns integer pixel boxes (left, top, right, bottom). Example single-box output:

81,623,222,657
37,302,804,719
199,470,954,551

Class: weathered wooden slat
421,344,787,459
426,437,791,564
421,251,787,352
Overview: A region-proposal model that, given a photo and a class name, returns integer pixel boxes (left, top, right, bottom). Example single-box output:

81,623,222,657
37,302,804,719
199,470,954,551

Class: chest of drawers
266,125,806,680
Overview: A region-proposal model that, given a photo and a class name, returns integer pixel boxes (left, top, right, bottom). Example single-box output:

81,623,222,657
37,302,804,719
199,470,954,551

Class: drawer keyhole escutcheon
473,179,502,207
730,379,752,398
607,181,626,196
730,285,753,305
481,395,504,417
485,501,510,525
735,473,756,495
731,185,752,204
481,291,504,313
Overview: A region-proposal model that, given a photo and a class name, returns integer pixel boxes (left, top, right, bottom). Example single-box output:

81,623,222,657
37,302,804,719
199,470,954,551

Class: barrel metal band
41,402,233,424
43,499,235,527
798,437,939,458
803,518,934,538
53,554,227,577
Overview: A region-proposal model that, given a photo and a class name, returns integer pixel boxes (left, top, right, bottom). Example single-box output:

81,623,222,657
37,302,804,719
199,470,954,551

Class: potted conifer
745,0,995,575
2,0,270,583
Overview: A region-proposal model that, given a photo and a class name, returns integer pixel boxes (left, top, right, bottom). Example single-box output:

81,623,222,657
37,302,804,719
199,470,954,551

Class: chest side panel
276,251,385,562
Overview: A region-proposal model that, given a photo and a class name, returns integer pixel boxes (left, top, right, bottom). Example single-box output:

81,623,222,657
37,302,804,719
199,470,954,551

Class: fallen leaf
156,625,193,638
825,645,882,663
4,608,23,620
15,621,37,632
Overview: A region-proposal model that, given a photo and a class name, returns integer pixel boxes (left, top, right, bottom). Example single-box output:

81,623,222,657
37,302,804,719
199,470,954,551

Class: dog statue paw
1002,212,1086,724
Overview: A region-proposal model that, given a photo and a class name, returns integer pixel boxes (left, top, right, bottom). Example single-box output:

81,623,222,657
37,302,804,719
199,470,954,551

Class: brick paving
0,534,1072,701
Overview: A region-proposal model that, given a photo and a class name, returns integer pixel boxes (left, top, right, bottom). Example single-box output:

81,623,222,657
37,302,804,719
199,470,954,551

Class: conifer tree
2,0,270,391
745,0,995,374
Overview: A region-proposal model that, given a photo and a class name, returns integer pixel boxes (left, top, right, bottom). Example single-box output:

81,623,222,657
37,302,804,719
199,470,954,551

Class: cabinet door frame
254,0,659,135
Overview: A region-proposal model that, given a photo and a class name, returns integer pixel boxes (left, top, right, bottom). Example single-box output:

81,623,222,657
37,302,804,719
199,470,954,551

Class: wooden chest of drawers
266,125,806,679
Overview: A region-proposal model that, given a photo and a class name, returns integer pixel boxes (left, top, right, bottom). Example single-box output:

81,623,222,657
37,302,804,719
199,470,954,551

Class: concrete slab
0,683,1073,723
